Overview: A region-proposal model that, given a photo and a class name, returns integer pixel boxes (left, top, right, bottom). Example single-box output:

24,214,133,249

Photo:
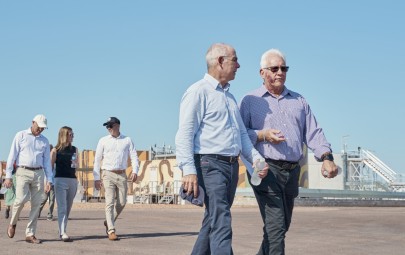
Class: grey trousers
39,184,55,216
55,177,78,235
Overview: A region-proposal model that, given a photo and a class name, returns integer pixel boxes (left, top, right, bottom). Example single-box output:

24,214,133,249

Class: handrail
361,149,397,183
362,150,397,176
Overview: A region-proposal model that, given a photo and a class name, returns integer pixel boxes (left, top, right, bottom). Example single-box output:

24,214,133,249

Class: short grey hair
260,49,286,68
206,43,232,69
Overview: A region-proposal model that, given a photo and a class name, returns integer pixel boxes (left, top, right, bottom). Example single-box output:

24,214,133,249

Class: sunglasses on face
263,66,289,73
68,133,74,138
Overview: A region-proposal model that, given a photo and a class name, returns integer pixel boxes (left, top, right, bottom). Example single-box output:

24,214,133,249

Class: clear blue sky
1,1,404,174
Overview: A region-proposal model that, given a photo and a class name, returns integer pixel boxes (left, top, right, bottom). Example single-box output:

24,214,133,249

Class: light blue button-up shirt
175,73,263,176
5,128,53,183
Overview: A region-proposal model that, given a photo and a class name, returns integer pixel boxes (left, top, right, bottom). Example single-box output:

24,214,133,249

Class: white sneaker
61,233,71,242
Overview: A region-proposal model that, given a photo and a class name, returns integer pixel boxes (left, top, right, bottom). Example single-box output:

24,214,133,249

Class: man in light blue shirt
175,43,268,255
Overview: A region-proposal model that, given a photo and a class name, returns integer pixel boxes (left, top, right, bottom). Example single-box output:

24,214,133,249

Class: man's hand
130,173,138,182
321,160,338,178
45,182,52,193
94,180,103,190
258,162,269,179
3,178,13,189
182,174,198,198
264,129,286,144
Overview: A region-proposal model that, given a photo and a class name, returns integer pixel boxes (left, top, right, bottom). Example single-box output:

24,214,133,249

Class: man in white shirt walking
93,117,139,241
4,114,53,244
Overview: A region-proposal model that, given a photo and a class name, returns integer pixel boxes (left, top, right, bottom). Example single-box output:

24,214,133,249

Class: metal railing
132,180,181,204
362,149,397,183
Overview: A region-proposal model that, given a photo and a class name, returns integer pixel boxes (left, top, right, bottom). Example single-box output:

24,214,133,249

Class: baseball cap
179,186,205,207
103,117,120,127
33,114,48,128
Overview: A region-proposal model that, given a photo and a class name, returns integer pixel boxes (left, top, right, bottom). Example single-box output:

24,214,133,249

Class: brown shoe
108,232,119,241
25,235,42,244
7,224,16,238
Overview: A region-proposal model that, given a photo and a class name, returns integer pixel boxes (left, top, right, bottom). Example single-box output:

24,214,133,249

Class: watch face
324,154,334,161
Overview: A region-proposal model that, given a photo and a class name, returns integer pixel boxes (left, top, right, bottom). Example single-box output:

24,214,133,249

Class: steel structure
344,148,405,191
133,180,181,204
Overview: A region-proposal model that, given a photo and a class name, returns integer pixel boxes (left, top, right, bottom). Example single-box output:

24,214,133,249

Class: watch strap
321,152,334,161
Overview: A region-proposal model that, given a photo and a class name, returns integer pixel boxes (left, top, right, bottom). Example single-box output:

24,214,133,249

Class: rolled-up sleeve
43,142,53,183
128,139,139,174
5,133,20,179
175,89,203,176
93,139,104,181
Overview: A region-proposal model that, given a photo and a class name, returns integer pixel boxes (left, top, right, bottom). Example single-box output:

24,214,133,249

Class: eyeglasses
263,66,289,73
68,133,74,138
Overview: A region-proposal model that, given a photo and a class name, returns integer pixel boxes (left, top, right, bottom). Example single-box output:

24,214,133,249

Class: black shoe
5,207,10,219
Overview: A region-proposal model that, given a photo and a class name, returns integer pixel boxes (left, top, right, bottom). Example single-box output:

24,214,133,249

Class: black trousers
249,159,300,255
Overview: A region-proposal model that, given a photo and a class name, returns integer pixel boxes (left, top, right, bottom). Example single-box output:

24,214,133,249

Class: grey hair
205,43,232,69
260,49,286,68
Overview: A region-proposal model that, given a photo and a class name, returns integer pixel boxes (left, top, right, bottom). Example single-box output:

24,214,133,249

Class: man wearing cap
4,114,53,244
93,117,139,241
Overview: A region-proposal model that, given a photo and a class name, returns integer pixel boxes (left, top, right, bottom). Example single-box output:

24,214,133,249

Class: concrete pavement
1,203,404,255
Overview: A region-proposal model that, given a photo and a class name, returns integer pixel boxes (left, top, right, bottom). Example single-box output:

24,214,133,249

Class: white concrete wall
307,153,345,190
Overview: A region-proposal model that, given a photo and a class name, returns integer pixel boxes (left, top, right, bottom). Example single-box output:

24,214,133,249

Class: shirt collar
260,84,291,98
26,127,42,138
108,133,123,139
204,73,231,91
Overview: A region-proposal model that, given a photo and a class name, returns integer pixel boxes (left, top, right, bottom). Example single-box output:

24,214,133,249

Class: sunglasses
263,66,289,73
68,133,74,137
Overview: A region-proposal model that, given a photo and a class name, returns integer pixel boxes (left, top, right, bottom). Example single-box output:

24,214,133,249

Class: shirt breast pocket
287,107,305,123
35,142,47,153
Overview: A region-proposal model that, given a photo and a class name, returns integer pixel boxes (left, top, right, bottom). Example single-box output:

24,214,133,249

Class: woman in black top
51,126,78,242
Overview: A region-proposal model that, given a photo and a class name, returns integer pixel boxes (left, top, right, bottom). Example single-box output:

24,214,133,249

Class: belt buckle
230,156,237,163
284,162,296,170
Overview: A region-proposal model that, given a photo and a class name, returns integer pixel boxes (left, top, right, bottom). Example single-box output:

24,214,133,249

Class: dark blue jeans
191,155,239,255
249,160,300,255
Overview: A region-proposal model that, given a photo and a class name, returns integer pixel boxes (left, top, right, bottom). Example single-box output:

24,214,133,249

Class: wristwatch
321,152,334,161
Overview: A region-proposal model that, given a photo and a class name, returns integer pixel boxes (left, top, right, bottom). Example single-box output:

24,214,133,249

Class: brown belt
18,166,43,170
105,169,126,174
